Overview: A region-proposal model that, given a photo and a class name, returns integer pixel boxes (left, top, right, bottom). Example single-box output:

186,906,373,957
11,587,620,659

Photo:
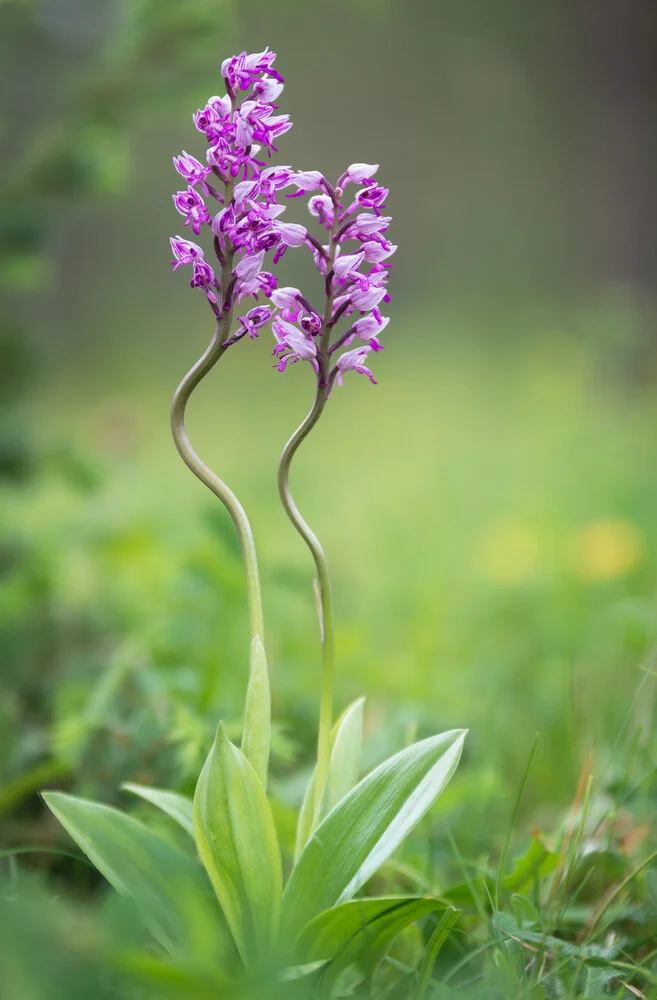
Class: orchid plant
43,49,466,995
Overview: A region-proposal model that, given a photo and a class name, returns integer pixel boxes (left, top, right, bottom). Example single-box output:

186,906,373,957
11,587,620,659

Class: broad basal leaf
193,722,282,965
298,896,446,994
43,792,217,954
122,783,194,837
241,635,271,790
283,729,466,935
295,697,365,860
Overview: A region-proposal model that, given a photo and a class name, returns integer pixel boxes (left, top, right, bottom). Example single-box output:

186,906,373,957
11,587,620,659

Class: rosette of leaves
44,690,466,993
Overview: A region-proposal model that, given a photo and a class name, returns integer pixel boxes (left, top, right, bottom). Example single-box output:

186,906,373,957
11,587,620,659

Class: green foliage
295,696,365,859
122,782,194,837
193,723,282,964
42,791,223,955
297,897,451,995
241,635,271,790
40,719,466,990
283,730,466,936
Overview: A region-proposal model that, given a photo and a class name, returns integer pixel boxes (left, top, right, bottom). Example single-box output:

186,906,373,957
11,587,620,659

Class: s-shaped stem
278,385,334,815
170,264,265,645
278,228,338,815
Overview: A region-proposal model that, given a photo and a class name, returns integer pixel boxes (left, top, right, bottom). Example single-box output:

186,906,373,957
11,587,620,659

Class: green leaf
503,837,557,892
298,897,445,995
122,783,194,838
193,723,282,965
241,635,271,790
116,954,229,999
511,893,541,930
42,792,217,954
295,697,365,861
278,961,328,982
283,729,466,935
412,907,460,1000
444,837,557,909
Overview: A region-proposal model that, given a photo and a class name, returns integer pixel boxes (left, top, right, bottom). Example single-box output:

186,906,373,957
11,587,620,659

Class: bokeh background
2,0,657,958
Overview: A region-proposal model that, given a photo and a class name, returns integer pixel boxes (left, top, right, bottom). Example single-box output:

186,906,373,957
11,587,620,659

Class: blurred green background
1,0,657,913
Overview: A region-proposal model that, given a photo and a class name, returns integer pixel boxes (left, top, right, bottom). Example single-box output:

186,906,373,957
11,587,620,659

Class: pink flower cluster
170,47,298,317
267,162,395,388
169,49,394,390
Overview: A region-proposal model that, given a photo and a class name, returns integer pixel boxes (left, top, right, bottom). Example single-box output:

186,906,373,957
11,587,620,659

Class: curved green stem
278,222,339,815
278,386,334,814
171,320,265,644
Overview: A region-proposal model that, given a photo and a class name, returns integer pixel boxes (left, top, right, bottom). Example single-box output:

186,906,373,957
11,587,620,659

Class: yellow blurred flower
477,519,540,584
568,518,644,581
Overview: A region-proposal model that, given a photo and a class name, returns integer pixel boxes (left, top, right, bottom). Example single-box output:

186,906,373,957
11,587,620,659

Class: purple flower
207,145,246,180
193,95,233,141
348,184,389,216
346,314,389,351
237,304,273,339
272,221,307,263
170,236,205,270
221,48,282,93
190,258,219,304
173,187,211,234
332,251,366,282
270,286,303,310
308,194,335,229
272,319,319,373
252,76,284,102
287,170,325,196
169,236,219,307
335,346,377,386
343,213,392,238
256,271,277,298
235,101,292,153
335,280,388,315
259,165,295,201
275,222,307,246
173,151,212,192
234,250,265,282
361,240,397,263
337,163,379,188
233,251,278,303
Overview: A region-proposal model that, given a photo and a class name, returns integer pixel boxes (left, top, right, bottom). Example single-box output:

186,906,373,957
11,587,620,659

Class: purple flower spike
168,47,393,390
